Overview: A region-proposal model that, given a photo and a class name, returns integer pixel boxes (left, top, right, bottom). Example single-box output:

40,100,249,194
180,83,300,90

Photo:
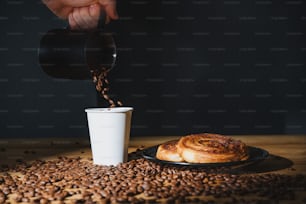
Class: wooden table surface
1,135,305,174
0,135,306,203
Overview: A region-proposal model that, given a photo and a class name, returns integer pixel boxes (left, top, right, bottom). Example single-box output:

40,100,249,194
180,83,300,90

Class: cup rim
85,107,133,113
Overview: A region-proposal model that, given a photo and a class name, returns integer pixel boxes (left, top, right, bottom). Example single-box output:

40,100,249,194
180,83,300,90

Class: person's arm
42,0,118,30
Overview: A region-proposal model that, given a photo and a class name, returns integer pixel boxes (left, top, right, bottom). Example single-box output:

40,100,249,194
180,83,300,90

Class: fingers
68,4,101,30
44,0,118,26
66,0,118,30
68,13,81,30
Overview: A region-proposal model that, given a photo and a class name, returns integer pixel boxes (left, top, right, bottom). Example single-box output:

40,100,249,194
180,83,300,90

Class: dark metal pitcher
38,15,116,79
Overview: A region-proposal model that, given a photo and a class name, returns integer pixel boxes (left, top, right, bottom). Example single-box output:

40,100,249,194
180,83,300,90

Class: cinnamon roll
156,140,184,162
177,133,249,163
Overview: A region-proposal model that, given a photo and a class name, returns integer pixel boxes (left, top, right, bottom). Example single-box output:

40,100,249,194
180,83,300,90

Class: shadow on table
231,154,294,174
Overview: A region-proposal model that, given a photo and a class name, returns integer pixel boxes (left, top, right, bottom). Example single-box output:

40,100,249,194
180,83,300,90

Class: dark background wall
0,0,305,138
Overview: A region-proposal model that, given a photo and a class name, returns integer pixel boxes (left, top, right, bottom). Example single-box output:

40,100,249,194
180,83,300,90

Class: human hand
43,0,118,30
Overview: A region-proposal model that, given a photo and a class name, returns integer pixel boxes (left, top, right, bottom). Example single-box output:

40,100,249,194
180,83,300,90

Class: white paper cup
85,107,133,166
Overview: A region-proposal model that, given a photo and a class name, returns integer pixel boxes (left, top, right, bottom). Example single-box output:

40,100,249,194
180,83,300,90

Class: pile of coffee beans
0,151,305,204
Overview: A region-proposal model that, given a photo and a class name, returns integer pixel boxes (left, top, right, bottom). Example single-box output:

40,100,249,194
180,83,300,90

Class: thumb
98,0,119,20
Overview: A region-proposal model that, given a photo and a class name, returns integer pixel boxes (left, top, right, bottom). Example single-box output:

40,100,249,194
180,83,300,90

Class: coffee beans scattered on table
0,153,305,204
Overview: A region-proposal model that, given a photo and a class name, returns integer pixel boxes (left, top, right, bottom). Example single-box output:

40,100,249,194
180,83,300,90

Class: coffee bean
0,190,6,204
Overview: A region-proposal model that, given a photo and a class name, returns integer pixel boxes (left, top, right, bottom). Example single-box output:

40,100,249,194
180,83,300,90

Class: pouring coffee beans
91,69,123,108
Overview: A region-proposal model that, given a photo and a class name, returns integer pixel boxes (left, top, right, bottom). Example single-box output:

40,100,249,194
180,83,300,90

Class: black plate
142,145,269,167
